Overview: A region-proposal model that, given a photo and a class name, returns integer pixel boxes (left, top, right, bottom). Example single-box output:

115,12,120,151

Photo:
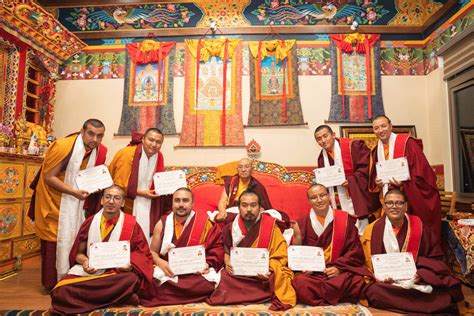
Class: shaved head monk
369,115,442,241
50,185,153,314
292,184,369,306
30,118,107,290
314,125,379,235
140,187,224,306
208,190,296,311
108,128,171,242
362,189,464,313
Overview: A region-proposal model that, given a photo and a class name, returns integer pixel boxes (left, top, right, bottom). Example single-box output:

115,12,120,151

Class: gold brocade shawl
251,224,297,308
185,38,241,62
34,135,90,241
248,40,296,62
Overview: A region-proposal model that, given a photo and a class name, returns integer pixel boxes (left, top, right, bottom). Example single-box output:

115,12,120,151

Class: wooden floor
0,255,473,314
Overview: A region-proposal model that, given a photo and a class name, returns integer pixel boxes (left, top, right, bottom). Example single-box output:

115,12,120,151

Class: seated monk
50,185,153,314
207,190,296,311
140,187,224,306
214,158,293,237
292,184,368,306
362,189,464,314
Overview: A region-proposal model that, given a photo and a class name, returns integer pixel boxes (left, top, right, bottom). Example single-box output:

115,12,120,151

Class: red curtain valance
126,41,175,64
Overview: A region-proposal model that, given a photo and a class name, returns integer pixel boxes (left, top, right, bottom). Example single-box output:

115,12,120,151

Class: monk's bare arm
75,241,97,274
224,252,234,275
150,220,174,277
217,189,228,219
149,220,164,264
44,162,90,200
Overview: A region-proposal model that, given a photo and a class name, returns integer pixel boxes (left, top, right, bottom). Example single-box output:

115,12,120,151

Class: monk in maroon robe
369,115,442,241
362,189,463,313
215,158,291,233
109,128,172,239
314,125,380,234
140,187,224,306
292,184,369,305
50,186,154,314
208,190,296,311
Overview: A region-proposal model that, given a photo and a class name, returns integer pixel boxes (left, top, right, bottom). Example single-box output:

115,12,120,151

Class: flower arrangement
0,124,13,146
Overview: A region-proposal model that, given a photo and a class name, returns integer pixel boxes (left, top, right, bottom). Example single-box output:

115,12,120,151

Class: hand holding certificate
89,241,130,270
168,245,207,275
376,157,410,184
153,170,187,196
313,165,346,188
371,252,417,281
75,165,113,194
288,246,326,272
230,247,269,276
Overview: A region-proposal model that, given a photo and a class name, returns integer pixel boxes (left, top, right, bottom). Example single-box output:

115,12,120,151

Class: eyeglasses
384,200,406,208
103,194,123,202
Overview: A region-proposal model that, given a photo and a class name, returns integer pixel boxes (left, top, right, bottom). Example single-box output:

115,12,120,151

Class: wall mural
54,0,452,33
57,3,203,31
58,4,473,80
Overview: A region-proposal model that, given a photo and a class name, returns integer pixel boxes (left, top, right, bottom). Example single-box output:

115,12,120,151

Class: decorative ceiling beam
0,0,87,62
75,25,423,40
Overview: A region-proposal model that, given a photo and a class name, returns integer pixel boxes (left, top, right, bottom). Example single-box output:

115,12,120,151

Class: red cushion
191,174,311,220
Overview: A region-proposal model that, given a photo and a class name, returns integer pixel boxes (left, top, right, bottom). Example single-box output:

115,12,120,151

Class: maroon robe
51,212,154,314
317,138,380,218
369,135,442,240
29,134,107,291
219,175,291,232
364,215,463,314
140,212,224,306
208,214,294,311
292,210,370,305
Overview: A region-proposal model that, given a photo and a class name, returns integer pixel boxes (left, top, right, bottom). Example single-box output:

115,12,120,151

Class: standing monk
314,125,379,234
208,190,296,311
108,128,171,241
51,185,154,314
292,184,368,305
141,187,224,306
30,118,107,290
369,115,442,240
362,189,464,313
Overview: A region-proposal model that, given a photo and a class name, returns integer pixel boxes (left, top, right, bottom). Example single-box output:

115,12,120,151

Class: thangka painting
117,40,177,135
328,34,385,123
248,40,304,126
178,39,245,147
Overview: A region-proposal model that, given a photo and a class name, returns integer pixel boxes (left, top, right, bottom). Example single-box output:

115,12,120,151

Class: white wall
54,72,449,175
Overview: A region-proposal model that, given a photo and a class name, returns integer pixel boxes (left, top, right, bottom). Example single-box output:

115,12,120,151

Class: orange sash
119,213,136,241
331,209,349,261
187,211,210,246
393,134,410,159
338,138,354,177
405,214,423,261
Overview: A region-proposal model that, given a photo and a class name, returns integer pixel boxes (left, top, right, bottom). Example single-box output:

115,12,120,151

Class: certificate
372,252,417,281
89,241,130,270
376,157,410,184
168,245,207,275
288,246,326,272
230,247,269,276
313,165,346,187
153,170,187,196
75,165,113,194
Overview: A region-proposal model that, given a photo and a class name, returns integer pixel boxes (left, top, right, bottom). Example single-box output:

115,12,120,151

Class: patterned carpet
2,303,371,315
